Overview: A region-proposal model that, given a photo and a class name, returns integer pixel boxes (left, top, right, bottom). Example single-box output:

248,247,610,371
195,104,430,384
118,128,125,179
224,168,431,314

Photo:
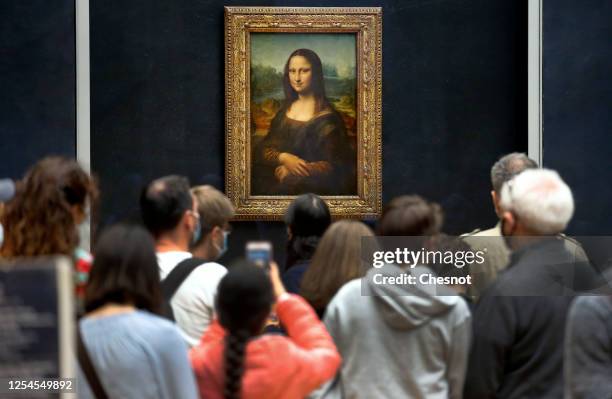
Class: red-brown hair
1,156,98,258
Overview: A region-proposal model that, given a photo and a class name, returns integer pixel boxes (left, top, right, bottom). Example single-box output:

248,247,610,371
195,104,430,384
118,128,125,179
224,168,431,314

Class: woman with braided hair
190,260,341,399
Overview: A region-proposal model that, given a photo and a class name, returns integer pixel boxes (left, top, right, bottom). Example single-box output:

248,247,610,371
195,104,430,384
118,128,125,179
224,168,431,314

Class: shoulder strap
161,257,205,321
161,257,205,300
77,325,109,399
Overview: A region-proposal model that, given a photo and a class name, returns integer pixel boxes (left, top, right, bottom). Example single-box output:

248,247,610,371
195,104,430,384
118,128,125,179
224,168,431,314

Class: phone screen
246,242,272,270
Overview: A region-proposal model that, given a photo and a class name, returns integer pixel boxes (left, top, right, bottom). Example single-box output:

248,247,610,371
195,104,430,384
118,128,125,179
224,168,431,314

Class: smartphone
246,241,272,270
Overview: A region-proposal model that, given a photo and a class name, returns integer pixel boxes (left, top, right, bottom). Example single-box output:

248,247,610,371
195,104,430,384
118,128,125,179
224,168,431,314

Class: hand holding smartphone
246,241,272,271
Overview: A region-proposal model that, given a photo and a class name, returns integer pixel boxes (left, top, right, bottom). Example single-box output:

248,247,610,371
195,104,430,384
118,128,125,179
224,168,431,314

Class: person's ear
286,226,293,240
211,225,223,240
491,190,503,218
501,211,516,235
182,210,194,231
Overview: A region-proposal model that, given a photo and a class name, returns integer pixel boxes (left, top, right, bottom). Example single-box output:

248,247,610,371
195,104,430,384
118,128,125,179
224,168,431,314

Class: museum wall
0,1,76,178
542,0,612,236
89,0,528,264
7,1,610,265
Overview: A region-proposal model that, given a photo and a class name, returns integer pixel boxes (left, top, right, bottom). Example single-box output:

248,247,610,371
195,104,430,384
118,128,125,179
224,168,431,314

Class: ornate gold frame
225,7,382,220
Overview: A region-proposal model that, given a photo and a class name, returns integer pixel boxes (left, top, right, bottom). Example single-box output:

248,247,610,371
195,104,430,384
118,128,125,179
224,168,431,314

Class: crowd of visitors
0,153,609,399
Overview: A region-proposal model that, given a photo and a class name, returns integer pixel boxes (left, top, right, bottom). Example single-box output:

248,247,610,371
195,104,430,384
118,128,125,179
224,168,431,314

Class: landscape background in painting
250,33,357,138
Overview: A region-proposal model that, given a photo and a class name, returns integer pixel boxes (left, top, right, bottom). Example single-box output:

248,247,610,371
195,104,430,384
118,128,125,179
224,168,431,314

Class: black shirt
464,238,602,399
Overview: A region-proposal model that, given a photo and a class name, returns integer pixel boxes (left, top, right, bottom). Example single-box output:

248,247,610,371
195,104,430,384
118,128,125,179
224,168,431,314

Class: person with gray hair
490,152,538,215
462,153,586,300
464,169,601,399
499,169,574,237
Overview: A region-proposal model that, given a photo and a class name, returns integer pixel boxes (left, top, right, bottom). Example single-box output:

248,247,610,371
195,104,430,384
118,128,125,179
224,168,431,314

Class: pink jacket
190,294,341,399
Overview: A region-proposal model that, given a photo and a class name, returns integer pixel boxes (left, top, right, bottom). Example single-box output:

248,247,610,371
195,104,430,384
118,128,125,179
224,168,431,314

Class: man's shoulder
157,251,192,279
558,234,588,259
189,261,227,278
461,225,508,263
461,228,482,237
183,261,227,287
571,296,612,323
462,225,501,238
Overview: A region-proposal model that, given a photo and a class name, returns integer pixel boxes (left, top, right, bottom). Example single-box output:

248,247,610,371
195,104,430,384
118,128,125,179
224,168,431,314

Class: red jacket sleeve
276,294,342,388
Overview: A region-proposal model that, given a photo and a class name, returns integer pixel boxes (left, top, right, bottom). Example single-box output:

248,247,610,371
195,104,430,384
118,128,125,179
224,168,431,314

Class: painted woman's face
288,56,313,94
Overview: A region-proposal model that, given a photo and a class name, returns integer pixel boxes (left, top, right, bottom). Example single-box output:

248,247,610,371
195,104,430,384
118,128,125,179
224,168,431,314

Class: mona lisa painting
225,7,382,220
251,36,357,196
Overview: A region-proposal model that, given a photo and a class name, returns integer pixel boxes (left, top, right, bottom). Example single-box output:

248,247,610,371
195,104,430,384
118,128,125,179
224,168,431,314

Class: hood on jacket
365,264,461,330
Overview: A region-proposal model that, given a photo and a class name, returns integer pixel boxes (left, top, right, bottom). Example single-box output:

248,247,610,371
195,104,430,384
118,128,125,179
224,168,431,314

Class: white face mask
0,223,4,248
77,205,91,251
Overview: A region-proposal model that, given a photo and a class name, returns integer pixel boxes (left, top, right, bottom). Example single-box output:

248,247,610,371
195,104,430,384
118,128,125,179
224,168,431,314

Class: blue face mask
192,218,202,246
217,230,229,259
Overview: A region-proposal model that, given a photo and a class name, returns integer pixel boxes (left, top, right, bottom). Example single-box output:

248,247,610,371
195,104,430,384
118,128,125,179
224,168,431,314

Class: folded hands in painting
275,152,332,184
278,153,309,177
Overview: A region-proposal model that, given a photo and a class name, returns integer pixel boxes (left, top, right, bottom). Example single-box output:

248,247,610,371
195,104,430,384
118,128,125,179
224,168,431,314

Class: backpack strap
161,257,205,321
77,325,109,399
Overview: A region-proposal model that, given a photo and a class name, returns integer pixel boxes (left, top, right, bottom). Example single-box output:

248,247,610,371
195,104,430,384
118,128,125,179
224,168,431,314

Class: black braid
216,263,275,398
223,329,250,399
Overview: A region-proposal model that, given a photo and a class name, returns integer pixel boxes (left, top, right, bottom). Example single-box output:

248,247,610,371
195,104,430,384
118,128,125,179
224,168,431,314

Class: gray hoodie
313,264,471,399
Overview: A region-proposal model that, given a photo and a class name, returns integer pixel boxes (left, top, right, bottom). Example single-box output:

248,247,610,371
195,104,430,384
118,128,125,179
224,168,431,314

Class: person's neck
156,231,190,253
86,303,136,319
510,235,548,249
507,225,547,251
191,236,216,262
297,92,315,103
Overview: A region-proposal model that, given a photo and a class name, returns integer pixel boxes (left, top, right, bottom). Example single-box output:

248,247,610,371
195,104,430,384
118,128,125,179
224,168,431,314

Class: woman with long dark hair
190,261,341,399
253,48,356,195
78,224,198,399
282,193,331,293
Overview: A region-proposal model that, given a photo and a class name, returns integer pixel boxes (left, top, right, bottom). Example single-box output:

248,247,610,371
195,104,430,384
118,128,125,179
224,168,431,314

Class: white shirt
156,251,227,347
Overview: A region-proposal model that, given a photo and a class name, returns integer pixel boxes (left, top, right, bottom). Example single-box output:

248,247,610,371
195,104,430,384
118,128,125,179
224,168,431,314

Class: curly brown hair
0,156,98,258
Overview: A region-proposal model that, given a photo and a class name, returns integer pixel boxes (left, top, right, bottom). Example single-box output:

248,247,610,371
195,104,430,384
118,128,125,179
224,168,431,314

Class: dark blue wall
0,1,540,265
543,0,612,235
0,1,76,178
90,0,528,263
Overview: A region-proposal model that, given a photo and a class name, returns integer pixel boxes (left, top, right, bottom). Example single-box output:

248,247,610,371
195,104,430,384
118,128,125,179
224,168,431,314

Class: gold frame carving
225,7,382,220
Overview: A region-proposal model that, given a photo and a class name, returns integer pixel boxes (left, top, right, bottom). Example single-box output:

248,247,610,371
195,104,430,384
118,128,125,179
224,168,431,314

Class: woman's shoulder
132,311,187,346
125,309,176,328
308,107,345,130
81,310,183,343
313,106,342,120
247,334,295,360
